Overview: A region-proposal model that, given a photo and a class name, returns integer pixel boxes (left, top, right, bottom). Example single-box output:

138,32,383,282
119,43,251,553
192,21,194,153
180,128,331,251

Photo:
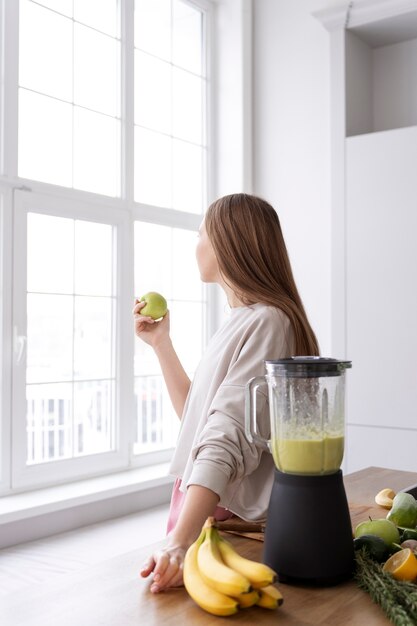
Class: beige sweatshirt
169,303,295,521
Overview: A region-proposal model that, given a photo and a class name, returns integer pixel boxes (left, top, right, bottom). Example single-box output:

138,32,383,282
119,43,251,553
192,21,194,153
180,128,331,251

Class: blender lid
265,356,352,377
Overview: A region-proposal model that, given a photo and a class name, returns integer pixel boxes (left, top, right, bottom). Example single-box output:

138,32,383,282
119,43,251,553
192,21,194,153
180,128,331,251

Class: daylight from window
1,0,208,486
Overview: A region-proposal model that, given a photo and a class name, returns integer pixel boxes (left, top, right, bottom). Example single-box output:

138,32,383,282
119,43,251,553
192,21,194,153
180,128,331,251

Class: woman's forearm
170,484,220,546
154,338,191,419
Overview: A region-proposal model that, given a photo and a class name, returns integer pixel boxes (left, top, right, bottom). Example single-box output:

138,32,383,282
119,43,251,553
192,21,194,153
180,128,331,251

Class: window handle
13,327,27,364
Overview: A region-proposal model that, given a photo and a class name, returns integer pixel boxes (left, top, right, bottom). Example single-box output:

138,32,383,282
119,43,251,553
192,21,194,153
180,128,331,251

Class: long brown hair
205,193,319,356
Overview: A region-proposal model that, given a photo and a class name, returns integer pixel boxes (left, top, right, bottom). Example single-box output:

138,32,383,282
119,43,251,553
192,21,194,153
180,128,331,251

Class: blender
245,357,353,585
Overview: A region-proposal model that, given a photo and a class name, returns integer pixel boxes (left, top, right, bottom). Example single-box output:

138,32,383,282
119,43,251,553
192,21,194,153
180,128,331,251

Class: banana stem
203,516,217,530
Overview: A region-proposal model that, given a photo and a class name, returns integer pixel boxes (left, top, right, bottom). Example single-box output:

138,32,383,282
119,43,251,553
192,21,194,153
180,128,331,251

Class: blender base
263,469,354,586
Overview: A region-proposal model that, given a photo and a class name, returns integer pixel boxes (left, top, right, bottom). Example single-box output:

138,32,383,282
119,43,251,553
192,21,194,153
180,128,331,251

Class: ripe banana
233,589,260,608
183,529,238,617
197,522,251,596
256,584,284,609
375,488,396,509
216,533,277,588
183,517,284,616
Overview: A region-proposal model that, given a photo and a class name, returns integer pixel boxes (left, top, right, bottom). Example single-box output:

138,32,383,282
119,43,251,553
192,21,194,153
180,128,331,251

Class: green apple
139,292,168,320
354,518,400,546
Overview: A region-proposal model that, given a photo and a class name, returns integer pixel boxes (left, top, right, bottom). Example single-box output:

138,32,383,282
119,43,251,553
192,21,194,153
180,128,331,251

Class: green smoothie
271,435,344,475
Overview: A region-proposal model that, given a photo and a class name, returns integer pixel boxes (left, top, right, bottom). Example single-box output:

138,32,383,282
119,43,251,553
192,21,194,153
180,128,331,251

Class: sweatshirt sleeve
186,307,293,498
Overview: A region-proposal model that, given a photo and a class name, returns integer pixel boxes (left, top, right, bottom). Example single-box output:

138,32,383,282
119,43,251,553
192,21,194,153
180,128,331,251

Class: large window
0,0,211,493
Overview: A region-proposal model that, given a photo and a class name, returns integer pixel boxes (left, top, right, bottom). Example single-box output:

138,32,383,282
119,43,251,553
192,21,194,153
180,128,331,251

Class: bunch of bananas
183,517,283,617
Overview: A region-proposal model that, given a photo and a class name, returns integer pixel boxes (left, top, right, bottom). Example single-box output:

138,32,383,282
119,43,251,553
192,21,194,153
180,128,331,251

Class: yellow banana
216,532,277,588
233,589,260,608
256,584,284,610
197,520,251,597
183,529,238,617
375,488,396,509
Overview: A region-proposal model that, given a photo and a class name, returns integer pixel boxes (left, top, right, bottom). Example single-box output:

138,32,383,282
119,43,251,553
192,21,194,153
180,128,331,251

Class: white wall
252,0,332,356
373,37,417,131
346,31,373,137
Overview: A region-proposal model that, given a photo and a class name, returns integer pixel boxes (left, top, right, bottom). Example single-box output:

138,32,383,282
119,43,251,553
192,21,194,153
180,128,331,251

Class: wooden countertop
1,467,416,626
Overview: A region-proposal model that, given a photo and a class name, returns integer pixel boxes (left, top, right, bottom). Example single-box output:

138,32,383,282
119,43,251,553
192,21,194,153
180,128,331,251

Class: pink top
166,478,233,534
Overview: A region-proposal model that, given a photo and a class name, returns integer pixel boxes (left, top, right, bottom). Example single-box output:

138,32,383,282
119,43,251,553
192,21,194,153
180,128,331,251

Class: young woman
134,193,319,593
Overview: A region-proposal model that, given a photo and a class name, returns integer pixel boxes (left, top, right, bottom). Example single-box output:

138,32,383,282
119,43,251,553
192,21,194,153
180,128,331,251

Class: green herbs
355,548,417,626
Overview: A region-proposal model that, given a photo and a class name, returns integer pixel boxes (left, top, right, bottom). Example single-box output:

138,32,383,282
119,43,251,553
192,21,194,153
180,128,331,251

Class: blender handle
245,376,270,451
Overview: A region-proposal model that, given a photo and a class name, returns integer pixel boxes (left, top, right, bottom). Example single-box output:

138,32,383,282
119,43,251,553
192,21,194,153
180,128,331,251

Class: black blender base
276,571,352,587
263,469,354,586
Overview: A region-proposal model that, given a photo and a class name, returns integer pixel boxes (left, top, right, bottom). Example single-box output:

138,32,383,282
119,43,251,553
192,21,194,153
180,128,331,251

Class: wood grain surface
1,466,416,626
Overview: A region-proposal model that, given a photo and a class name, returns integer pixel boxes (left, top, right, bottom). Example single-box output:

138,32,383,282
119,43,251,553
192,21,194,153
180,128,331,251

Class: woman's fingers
133,301,149,317
133,303,155,328
150,553,184,593
140,556,156,578
135,315,155,326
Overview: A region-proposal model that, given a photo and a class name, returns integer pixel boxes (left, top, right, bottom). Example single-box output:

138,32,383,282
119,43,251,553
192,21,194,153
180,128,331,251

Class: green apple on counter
354,518,400,546
138,292,168,320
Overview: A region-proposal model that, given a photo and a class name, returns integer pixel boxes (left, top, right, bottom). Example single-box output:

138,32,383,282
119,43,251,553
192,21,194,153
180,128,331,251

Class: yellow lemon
382,548,417,581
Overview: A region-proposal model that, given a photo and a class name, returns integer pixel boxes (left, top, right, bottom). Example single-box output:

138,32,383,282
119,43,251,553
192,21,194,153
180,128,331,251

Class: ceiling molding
313,0,417,32
349,0,417,28
312,3,348,32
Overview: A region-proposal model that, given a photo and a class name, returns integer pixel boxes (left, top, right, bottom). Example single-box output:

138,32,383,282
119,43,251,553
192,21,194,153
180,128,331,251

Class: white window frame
11,189,133,490
0,184,13,494
0,0,217,495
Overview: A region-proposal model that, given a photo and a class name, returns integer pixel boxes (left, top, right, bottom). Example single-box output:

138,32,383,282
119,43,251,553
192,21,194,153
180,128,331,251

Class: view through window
2,0,209,487
26,213,116,464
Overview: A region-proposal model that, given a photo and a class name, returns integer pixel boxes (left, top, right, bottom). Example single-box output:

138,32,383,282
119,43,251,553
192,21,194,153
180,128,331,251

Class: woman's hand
140,486,220,592
140,535,188,592
133,299,171,350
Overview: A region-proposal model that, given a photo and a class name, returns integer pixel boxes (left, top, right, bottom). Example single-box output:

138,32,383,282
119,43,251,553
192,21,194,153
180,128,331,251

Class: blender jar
245,357,352,476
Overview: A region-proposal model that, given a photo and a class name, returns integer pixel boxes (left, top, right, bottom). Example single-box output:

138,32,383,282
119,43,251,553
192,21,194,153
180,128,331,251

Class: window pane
27,213,74,294
134,51,171,135
25,213,117,465
27,294,73,384
134,0,206,212
32,0,73,17
74,221,113,296
74,0,119,37
18,89,72,187
173,68,203,144
172,229,202,301
19,0,72,101
134,221,202,314
27,383,73,465
134,127,171,207
134,376,179,453
173,140,203,213
173,0,202,75
74,380,115,456
170,300,203,375
134,222,172,301
74,23,120,117
73,107,120,197
18,1,121,196
134,338,160,379
74,296,113,380
135,0,171,61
